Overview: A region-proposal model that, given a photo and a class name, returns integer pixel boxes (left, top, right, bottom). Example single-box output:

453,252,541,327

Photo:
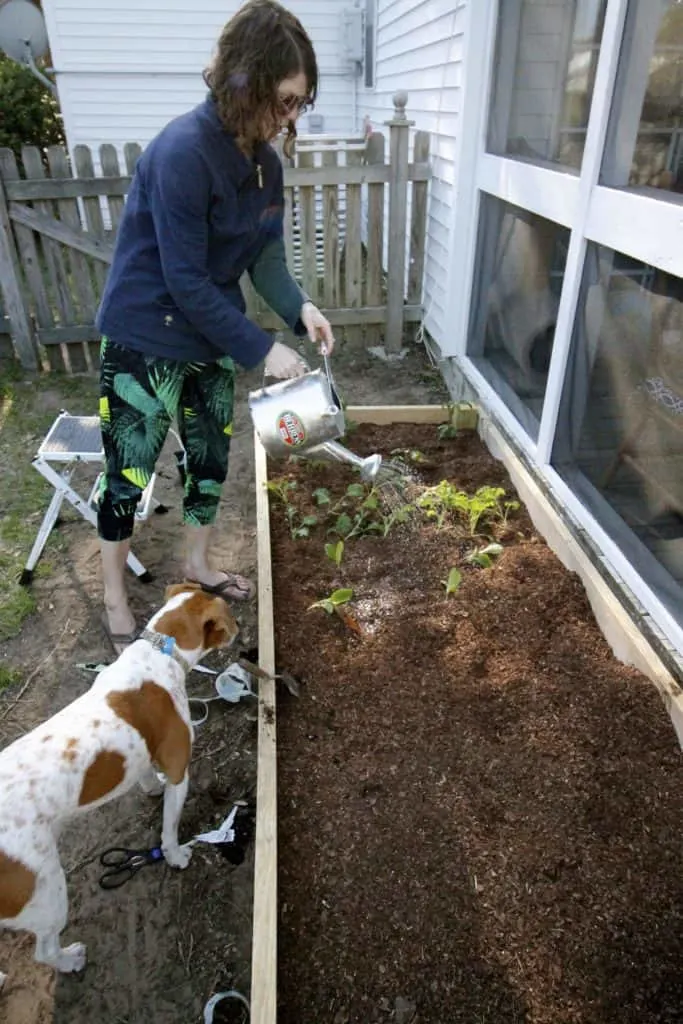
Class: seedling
417,481,519,535
266,477,297,503
466,542,504,568
287,511,318,540
436,402,459,440
390,447,428,464
267,477,317,539
325,539,345,568
442,568,462,596
309,588,354,615
313,487,331,506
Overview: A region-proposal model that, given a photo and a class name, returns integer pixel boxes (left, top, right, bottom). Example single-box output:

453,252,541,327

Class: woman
96,0,334,652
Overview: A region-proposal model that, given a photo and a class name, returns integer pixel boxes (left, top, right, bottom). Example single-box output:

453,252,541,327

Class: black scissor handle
99,864,136,889
100,846,141,867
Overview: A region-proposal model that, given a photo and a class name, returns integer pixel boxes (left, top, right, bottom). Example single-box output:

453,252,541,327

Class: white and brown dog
0,582,238,983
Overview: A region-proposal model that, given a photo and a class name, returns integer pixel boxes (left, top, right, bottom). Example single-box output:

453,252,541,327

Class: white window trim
444,0,683,658
586,186,683,279
478,154,580,228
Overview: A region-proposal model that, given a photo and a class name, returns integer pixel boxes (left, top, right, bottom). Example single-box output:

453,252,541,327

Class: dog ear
203,597,239,650
164,582,202,601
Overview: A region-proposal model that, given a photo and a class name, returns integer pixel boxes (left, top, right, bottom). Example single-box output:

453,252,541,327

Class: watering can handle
261,346,340,404
322,350,339,401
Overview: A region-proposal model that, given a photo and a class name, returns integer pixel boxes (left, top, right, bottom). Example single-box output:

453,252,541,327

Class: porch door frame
444,0,683,656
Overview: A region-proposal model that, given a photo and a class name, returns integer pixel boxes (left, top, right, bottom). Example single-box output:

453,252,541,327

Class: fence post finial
391,91,409,122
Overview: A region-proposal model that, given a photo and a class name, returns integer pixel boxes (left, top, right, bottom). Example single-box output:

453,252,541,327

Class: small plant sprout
267,476,317,539
416,481,519,535
390,447,428,464
309,588,354,615
466,542,504,568
266,477,296,503
325,539,345,568
288,512,318,540
313,487,331,506
442,568,462,596
437,403,460,440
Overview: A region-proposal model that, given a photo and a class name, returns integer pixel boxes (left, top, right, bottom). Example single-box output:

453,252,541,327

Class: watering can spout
308,441,382,482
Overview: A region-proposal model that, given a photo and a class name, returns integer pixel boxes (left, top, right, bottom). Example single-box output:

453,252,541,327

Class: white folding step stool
21,411,165,585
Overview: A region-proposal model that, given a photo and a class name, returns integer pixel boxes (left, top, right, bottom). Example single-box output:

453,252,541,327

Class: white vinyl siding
361,0,468,347
42,0,359,155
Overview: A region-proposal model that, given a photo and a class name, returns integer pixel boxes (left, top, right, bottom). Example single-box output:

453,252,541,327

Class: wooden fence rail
0,92,430,373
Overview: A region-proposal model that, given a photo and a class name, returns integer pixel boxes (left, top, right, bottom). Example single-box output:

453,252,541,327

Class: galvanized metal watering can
248,353,382,481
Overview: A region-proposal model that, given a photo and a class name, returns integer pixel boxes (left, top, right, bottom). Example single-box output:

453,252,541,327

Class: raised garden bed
251,407,683,1024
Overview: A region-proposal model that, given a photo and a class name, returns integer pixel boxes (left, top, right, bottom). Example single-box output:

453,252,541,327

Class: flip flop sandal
101,612,140,655
185,571,255,602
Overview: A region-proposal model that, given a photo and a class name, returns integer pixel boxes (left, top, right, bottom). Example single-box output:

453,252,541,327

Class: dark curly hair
203,0,318,158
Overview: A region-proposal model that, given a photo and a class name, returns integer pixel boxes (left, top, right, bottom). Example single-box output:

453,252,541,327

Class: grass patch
0,365,98,642
0,665,22,693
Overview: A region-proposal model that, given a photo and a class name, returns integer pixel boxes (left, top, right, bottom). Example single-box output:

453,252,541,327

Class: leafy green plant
309,587,354,614
437,422,459,440
0,56,64,159
390,447,428,464
313,487,331,506
288,511,318,539
442,568,462,596
466,542,504,568
415,480,463,529
325,539,345,568
417,481,519,535
267,477,317,538
267,477,297,503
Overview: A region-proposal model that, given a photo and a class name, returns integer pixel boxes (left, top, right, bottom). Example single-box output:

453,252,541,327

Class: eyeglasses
277,93,309,116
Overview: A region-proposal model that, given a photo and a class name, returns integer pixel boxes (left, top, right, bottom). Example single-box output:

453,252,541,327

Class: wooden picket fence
0,93,430,373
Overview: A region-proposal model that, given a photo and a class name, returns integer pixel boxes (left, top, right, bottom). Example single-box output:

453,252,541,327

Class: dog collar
141,629,191,675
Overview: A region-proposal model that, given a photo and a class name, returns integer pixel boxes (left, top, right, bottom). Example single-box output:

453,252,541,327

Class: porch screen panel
552,246,683,628
601,1,683,195
487,0,608,171
468,194,570,440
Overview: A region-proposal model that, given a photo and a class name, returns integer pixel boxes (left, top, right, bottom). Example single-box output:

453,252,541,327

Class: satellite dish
0,0,55,93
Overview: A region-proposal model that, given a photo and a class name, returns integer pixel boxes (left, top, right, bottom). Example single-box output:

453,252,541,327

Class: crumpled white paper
192,804,239,846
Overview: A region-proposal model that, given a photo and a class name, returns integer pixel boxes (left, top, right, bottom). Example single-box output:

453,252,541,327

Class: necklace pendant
256,163,263,188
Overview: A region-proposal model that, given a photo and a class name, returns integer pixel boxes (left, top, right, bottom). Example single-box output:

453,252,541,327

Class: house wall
41,0,360,158
361,0,468,347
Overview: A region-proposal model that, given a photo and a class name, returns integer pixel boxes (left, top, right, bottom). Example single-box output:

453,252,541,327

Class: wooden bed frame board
249,405,453,1023
249,403,682,1023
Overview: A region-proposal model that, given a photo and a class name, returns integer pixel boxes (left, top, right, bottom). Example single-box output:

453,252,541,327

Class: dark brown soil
270,423,683,1024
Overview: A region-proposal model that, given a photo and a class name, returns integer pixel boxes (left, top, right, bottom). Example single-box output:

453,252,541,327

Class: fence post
384,91,414,354
0,168,37,369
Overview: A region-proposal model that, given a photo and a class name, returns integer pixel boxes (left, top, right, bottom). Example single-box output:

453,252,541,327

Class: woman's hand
264,340,307,379
301,302,335,355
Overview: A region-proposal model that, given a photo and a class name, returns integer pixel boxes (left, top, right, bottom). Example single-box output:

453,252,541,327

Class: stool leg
21,487,67,584
126,550,153,582
33,460,153,584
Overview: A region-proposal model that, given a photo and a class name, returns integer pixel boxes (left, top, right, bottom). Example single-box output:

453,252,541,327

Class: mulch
268,423,683,1024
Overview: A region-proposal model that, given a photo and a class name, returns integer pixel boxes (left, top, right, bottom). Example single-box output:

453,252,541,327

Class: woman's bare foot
102,599,138,656
183,564,255,601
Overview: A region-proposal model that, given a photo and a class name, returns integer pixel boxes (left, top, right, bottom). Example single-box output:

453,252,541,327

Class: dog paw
57,943,87,974
163,843,193,870
139,779,164,797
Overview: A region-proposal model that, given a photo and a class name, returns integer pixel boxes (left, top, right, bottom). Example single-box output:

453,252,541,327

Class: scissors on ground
98,845,165,889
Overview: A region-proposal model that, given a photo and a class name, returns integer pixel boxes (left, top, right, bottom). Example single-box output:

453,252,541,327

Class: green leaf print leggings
97,336,235,542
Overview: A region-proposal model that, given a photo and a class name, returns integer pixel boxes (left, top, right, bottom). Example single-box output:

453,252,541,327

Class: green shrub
0,55,64,158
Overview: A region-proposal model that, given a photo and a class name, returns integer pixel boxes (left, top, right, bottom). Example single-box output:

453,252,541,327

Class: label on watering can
277,411,306,447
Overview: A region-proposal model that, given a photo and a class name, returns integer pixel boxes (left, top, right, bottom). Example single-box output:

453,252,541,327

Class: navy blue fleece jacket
96,95,307,368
